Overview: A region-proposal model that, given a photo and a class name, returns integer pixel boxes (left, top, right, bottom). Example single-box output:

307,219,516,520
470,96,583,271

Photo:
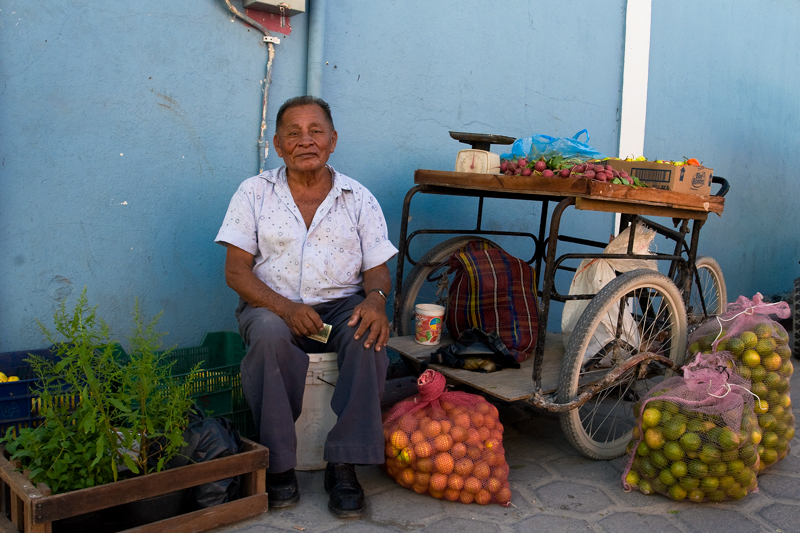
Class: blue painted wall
1,0,797,352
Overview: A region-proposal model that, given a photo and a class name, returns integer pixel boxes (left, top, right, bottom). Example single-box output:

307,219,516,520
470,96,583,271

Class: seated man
215,96,398,518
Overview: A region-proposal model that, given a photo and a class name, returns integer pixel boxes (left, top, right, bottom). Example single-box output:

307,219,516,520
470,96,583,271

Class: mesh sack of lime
622,353,760,502
381,369,511,505
687,293,793,472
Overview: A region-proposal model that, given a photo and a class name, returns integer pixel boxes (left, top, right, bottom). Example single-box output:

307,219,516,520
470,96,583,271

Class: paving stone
754,471,800,499
532,480,614,514
366,489,445,525
427,516,503,532
673,505,772,533
513,514,594,532
758,502,800,532
597,511,683,532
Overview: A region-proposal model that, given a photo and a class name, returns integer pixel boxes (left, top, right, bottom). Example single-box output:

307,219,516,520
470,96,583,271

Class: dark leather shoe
265,469,299,508
324,462,365,517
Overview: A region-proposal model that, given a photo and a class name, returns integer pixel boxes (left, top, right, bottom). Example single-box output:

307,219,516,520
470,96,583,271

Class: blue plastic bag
501,130,607,162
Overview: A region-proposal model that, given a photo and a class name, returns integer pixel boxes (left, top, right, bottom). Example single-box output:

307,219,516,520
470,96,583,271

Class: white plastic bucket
295,352,338,471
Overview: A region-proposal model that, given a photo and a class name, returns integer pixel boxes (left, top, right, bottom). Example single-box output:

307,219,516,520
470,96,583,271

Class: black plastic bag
430,328,521,372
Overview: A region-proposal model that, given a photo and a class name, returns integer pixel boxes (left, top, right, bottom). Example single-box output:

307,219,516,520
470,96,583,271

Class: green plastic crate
163,332,257,439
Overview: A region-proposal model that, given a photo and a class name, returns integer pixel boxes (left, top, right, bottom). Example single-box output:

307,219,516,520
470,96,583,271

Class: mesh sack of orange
687,293,793,472
382,369,511,505
622,353,760,502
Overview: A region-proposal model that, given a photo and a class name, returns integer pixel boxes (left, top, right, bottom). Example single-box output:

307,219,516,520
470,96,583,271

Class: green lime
663,419,687,441
755,337,777,357
663,401,680,415
688,459,709,477
776,345,791,360
638,479,654,495
625,470,640,487
707,488,727,502
679,432,702,452
736,365,752,380
651,477,668,494
758,413,777,431
688,488,706,503
659,469,677,487
739,331,758,348
727,337,745,357
637,441,651,457
700,476,720,491
644,427,665,450
726,459,745,475
688,341,701,355
679,476,700,490
638,457,658,478
686,418,706,433
721,449,739,462
667,484,687,501
670,461,688,478
708,462,727,477
650,449,669,469
663,441,685,462
778,360,793,378
761,447,778,465
751,382,769,399
726,483,748,500
733,467,754,487
762,431,779,448
718,428,741,451
699,444,722,464
750,365,766,382
642,407,661,428
753,322,773,339
719,475,736,490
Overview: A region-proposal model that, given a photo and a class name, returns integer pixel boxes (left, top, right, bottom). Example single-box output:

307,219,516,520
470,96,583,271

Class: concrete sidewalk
213,367,800,533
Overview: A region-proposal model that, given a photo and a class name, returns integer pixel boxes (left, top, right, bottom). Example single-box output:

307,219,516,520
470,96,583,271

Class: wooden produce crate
0,438,268,533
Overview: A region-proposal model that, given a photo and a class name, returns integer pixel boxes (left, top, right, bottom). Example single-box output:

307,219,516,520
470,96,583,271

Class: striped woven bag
445,241,539,363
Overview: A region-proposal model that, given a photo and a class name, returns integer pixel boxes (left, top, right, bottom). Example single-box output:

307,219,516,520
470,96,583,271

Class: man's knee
241,306,292,346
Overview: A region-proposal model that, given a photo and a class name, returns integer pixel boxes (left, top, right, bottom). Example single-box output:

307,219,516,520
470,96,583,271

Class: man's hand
279,301,325,338
348,293,390,351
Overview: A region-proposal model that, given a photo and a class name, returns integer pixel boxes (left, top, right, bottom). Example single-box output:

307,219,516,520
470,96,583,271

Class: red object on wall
244,8,292,35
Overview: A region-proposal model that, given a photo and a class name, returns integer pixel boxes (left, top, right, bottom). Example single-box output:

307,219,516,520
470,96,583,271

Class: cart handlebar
712,176,729,197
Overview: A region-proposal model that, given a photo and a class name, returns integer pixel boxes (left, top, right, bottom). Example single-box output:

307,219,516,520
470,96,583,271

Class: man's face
274,104,338,175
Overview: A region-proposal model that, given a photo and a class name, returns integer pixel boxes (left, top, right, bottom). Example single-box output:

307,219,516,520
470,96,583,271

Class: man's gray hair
275,96,334,130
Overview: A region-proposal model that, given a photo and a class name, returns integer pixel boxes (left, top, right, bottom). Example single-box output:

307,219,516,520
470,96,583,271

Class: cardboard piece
604,160,713,196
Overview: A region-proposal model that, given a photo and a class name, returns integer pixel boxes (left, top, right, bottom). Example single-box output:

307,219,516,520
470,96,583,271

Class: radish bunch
500,156,647,188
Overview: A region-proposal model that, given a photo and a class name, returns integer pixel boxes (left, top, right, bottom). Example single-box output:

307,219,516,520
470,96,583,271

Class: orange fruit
448,473,465,490
423,420,442,439
428,488,445,499
467,445,484,460
492,463,510,479
429,472,448,492
459,490,474,504
429,408,447,421
413,409,428,420
414,471,431,487
477,426,491,441
454,457,474,477
451,442,467,459
440,420,453,435
390,430,410,450
386,459,402,477
410,430,426,445
474,489,492,505
463,476,481,494
399,468,415,487
742,350,761,368
762,353,782,372
473,461,491,480
454,412,471,429
484,437,501,451
450,425,467,443
466,428,482,446
470,412,485,428
496,486,512,504
476,401,491,415
385,441,399,458
434,452,455,475
412,483,428,494
490,428,504,441
415,441,434,458
399,415,418,434
440,399,456,412
483,449,504,467
485,477,502,493
444,487,461,501
483,414,497,430
433,433,454,452
416,457,434,473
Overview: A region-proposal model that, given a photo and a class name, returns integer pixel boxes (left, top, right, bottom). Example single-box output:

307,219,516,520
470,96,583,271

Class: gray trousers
237,293,389,473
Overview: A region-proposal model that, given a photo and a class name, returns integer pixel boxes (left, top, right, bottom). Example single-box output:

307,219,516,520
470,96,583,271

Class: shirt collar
263,165,352,195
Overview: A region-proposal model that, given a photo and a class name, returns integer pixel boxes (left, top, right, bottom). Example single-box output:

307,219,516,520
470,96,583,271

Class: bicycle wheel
687,256,727,326
557,269,688,460
397,236,499,336
793,277,800,360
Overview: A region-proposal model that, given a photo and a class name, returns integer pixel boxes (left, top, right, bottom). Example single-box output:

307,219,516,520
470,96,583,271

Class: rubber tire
793,277,800,360
397,236,499,336
687,256,727,326
557,269,688,460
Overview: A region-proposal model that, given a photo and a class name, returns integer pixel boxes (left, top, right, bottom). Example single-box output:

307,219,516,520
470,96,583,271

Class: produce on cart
382,370,511,505
622,353,760,502
687,294,794,472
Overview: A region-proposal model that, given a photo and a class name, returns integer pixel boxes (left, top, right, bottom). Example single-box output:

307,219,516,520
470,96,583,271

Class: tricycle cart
387,167,729,460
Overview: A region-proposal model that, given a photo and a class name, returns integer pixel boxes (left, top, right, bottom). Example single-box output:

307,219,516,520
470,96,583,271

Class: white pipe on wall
615,0,652,233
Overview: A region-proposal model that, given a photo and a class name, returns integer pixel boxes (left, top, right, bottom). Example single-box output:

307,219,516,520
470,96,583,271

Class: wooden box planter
0,438,268,533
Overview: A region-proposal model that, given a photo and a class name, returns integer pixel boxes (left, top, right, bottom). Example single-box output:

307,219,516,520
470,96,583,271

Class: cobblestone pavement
214,364,800,533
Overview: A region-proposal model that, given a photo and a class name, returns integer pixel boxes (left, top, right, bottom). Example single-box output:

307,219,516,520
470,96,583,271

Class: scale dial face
455,149,501,174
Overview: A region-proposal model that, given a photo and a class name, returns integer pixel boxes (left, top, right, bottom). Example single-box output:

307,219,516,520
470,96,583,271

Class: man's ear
330,130,338,153
273,133,283,157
